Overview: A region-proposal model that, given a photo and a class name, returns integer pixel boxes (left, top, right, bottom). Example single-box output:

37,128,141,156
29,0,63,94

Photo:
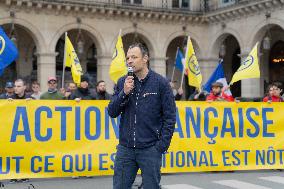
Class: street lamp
219,43,226,58
263,12,271,50
132,22,138,43
10,11,17,47
263,36,271,50
76,17,84,55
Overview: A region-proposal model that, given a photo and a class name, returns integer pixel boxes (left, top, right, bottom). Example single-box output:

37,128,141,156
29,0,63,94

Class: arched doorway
1,23,37,92
222,35,241,97
251,24,284,96
122,33,151,57
211,34,241,97
165,36,200,99
269,40,284,83
55,29,97,88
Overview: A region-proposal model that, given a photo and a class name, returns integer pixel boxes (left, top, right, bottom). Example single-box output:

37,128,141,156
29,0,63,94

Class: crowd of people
0,75,111,102
170,81,284,102
0,75,284,102
1,76,283,103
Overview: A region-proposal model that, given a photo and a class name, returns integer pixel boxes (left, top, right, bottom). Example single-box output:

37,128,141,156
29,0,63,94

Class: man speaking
108,43,176,189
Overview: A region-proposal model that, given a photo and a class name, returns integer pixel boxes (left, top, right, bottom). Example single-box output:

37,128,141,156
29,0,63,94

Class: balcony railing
11,0,276,15
205,0,261,12
35,0,203,14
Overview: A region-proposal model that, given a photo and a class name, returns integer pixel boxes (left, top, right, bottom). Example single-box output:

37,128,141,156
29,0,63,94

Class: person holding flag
0,26,18,75
109,30,127,84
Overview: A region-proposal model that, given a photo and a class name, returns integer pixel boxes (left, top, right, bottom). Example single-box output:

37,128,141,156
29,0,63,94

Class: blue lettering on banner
10,107,31,142
0,156,24,174
55,106,72,141
35,106,53,142
262,108,274,137
104,108,119,139
246,108,260,138
99,154,108,171
85,107,101,140
185,107,201,138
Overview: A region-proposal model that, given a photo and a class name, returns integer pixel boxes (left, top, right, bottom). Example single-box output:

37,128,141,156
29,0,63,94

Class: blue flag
175,49,184,72
203,59,231,95
0,26,18,74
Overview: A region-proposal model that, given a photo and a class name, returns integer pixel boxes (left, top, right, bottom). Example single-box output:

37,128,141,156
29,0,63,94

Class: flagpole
119,28,122,37
180,37,189,88
62,32,67,88
171,47,179,82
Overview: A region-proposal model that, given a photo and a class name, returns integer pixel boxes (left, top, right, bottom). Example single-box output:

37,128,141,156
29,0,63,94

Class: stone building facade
0,0,284,98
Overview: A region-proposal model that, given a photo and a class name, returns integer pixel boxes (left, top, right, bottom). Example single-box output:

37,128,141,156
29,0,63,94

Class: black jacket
70,88,95,100
11,93,34,99
108,70,176,153
95,91,111,100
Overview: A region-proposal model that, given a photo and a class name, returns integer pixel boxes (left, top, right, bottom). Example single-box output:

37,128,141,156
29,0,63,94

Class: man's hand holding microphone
124,67,134,95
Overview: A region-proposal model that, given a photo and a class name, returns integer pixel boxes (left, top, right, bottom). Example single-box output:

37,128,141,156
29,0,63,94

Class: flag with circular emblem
0,26,18,75
184,36,202,89
230,43,260,85
109,33,127,84
64,33,83,86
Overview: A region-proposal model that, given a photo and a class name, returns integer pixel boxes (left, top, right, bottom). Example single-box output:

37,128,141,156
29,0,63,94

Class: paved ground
1,170,284,189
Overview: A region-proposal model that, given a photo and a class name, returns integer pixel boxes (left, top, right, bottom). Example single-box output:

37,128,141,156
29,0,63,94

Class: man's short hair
128,43,149,58
211,82,223,88
32,81,40,86
15,79,26,86
96,80,105,87
272,81,283,90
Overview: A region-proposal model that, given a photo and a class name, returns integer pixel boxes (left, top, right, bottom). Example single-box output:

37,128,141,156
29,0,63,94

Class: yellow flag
230,43,260,85
184,36,202,89
109,34,127,84
64,33,83,85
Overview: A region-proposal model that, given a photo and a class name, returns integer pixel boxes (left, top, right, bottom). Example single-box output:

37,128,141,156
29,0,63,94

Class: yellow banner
0,100,283,179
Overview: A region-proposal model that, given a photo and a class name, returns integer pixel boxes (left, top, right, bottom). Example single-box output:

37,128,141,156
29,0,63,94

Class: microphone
127,67,134,95
128,67,134,77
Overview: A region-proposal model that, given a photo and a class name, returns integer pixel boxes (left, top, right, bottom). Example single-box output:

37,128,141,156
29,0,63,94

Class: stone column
97,55,113,93
150,57,167,77
36,52,57,92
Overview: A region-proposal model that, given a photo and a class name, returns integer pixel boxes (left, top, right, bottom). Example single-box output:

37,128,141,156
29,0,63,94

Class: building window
220,0,235,7
172,0,179,8
122,0,130,3
181,0,190,8
133,0,142,4
122,0,142,5
172,0,190,9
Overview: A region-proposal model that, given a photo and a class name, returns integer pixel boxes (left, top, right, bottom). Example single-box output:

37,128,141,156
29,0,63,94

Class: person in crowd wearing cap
70,75,95,101
95,80,111,100
206,82,234,102
0,81,14,99
40,76,65,100
169,81,183,100
263,82,283,102
31,81,41,100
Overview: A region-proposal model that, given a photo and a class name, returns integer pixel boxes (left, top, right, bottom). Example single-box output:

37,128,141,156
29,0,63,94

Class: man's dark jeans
113,144,162,189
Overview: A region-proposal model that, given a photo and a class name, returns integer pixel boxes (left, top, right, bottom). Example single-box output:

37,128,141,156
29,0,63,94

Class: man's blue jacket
108,70,176,153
